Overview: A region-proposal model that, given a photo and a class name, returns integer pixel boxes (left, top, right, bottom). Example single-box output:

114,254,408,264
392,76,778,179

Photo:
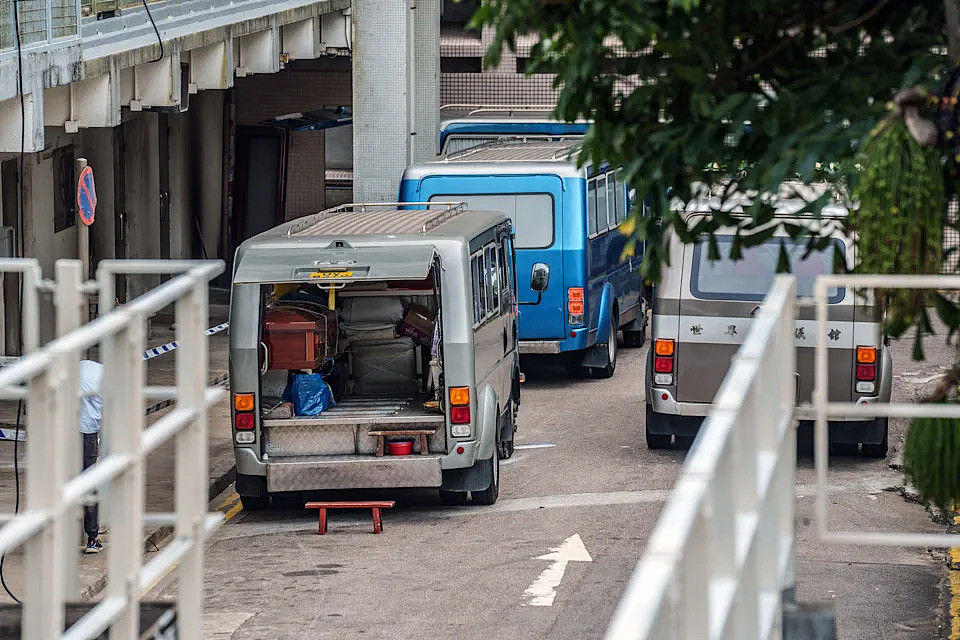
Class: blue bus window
606,174,617,229
588,181,598,236
596,175,608,234
615,173,626,222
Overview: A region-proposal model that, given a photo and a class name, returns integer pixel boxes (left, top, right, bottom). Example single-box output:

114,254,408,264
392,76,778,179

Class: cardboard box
398,305,435,346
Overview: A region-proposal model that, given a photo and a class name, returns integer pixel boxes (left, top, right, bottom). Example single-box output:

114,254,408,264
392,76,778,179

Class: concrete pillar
353,0,441,200
168,111,193,260
193,91,224,259
352,0,411,201
413,0,441,162
123,112,161,299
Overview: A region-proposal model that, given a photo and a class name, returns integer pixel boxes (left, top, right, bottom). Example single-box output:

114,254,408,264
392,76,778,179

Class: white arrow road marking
522,533,593,607
515,442,556,450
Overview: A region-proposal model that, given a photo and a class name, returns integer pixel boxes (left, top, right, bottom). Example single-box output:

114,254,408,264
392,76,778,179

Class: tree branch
826,0,891,34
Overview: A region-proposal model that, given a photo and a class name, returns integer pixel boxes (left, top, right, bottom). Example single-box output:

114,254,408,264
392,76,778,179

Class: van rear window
691,236,845,302
429,193,554,249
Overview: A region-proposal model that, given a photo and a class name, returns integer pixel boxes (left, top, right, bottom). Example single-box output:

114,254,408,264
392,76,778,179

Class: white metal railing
606,276,798,640
0,258,225,639
1,0,81,52
813,274,960,548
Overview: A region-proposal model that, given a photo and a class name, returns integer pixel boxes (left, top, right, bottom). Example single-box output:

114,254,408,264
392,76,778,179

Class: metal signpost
76,160,96,282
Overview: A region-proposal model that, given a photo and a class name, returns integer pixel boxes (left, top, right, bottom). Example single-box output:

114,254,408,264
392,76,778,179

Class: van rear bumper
519,330,591,355
265,454,444,492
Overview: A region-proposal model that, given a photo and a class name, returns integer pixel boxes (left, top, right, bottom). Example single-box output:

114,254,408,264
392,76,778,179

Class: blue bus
439,113,590,154
400,141,645,378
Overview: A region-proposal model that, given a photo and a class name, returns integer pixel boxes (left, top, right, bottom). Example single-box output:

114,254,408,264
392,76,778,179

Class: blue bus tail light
568,288,584,325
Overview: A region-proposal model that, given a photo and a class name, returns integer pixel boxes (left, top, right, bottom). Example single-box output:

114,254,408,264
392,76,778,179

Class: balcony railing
1,0,81,52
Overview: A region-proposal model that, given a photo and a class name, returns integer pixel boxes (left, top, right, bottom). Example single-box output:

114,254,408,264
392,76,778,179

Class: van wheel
239,494,270,510
439,490,469,505
498,438,515,460
472,448,500,505
593,317,619,379
860,419,889,458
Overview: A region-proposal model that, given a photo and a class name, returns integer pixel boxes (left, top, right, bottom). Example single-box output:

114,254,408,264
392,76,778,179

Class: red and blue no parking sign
76,166,97,226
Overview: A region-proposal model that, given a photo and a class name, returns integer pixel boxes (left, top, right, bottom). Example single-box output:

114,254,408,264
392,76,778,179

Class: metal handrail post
103,311,146,636
174,275,208,639
23,359,69,639
55,260,84,600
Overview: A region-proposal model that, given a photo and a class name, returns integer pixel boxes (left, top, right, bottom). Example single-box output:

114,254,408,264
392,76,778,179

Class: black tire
860,418,889,458
593,316,619,379
674,435,696,450
439,490,469,505
239,494,270,510
472,448,500,506
645,404,671,449
498,402,517,460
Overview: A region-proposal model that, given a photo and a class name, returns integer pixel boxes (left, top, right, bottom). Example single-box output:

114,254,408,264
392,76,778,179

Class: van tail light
653,339,675,385
568,288,585,326
235,413,255,430
450,406,471,424
449,387,470,406
857,347,876,364
856,364,876,381
233,393,255,412
654,339,675,356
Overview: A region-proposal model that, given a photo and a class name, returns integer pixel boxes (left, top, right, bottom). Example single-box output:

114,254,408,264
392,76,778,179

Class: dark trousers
82,432,99,540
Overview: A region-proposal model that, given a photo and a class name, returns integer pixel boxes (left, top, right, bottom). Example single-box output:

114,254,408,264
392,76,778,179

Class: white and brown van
645,194,892,456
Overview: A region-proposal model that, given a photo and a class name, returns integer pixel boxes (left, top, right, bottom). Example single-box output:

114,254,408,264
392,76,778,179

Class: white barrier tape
142,322,229,360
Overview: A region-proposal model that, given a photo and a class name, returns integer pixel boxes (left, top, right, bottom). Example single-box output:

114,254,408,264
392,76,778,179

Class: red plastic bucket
387,440,414,456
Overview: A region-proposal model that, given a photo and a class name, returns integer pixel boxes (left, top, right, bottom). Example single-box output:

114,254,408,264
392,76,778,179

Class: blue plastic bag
283,373,336,416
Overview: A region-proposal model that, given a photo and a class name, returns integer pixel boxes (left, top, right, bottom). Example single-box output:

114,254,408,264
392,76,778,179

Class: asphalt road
149,337,948,640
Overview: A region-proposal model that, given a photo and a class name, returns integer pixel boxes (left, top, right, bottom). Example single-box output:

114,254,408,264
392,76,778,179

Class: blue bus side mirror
530,263,550,292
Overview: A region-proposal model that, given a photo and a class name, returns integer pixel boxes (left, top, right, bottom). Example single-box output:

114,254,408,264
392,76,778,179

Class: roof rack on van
285,202,468,237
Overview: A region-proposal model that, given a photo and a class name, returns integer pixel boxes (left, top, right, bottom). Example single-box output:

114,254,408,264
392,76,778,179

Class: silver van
229,203,527,508
645,193,893,456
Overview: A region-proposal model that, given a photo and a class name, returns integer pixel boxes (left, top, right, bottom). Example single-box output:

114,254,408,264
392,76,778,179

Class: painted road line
213,477,897,542
142,492,245,597
522,534,592,607
514,443,556,450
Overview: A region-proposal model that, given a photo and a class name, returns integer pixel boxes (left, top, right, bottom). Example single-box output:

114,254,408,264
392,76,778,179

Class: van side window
587,179,598,236
472,253,487,324
486,245,500,315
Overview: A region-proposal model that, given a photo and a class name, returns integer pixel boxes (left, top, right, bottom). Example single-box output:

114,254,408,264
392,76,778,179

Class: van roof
403,141,584,179
238,203,507,249
676,182,849,221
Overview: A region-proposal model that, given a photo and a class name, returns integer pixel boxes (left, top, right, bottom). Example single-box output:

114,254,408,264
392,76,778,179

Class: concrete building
0,0,442,349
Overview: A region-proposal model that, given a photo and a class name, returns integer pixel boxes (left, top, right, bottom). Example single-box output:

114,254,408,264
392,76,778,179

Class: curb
80,462,238,601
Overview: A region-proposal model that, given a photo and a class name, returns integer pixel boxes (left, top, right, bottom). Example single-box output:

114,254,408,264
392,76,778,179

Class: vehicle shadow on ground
518,354,610,389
